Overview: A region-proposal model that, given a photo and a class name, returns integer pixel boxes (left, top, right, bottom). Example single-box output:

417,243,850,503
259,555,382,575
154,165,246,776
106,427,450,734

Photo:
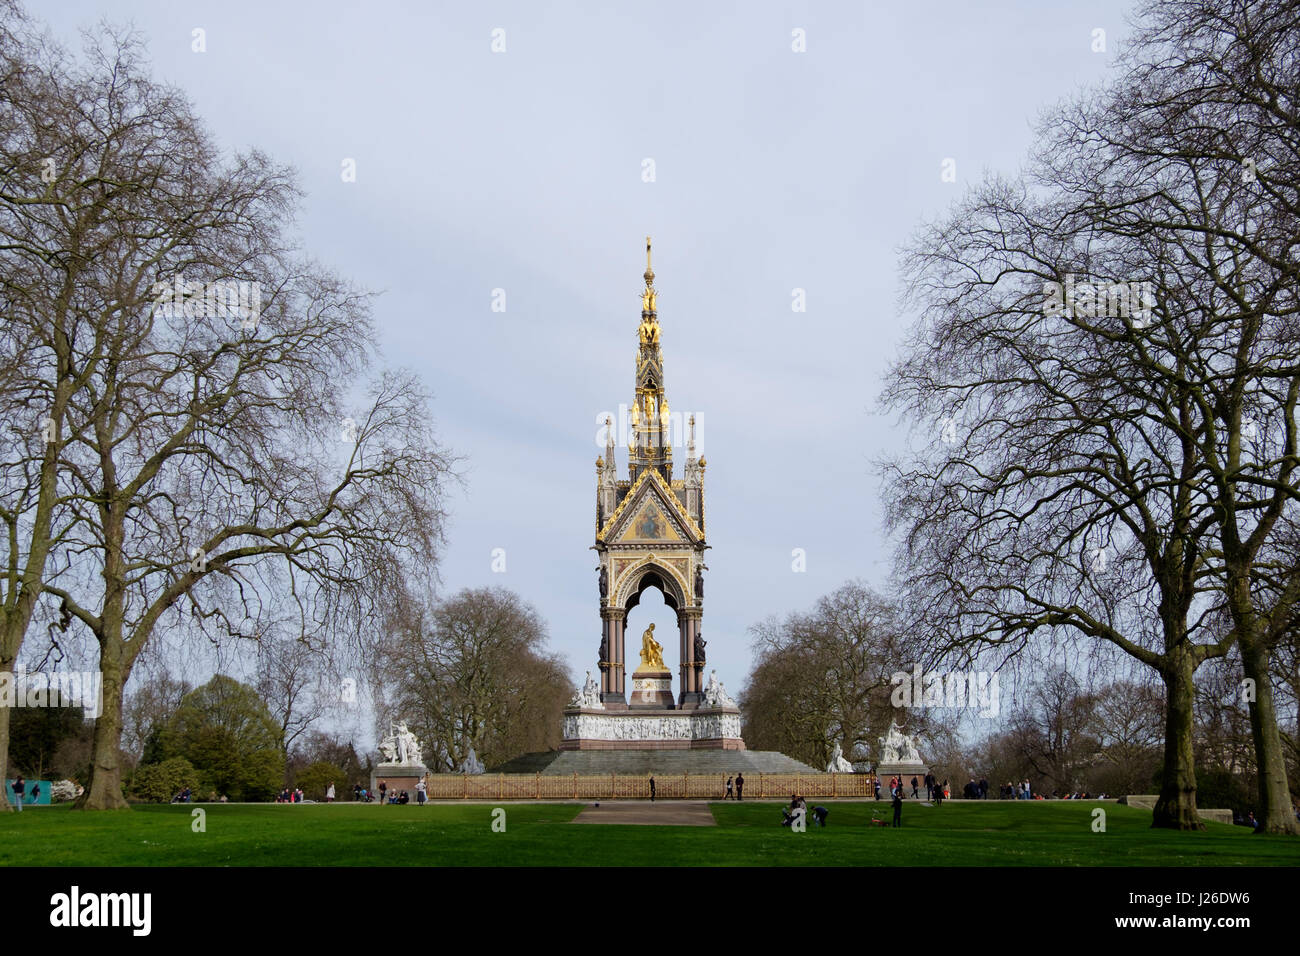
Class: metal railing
416,772,876,800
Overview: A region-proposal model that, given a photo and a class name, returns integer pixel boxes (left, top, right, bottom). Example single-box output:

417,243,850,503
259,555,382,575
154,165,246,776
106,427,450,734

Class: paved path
571,800,717,826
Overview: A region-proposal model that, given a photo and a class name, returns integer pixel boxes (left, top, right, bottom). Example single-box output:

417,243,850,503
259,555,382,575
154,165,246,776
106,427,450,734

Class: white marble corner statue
702,669,736,709
379,720,424,766
569,670,604,709
877,721,923,765
459,747,485,775
826,740,854,773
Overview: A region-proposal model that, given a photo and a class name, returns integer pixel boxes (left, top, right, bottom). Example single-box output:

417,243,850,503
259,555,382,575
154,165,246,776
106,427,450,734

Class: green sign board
5,778,52,805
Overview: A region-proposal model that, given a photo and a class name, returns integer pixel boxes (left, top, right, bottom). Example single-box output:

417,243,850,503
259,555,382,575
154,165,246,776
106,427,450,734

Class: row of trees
0,4,454,809
880,0,1300,832
933,659,1283,816
741,581,1297,820
4,585,572,797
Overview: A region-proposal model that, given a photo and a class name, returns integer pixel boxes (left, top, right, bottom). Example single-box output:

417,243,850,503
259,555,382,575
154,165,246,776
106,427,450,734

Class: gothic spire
631,237,671,482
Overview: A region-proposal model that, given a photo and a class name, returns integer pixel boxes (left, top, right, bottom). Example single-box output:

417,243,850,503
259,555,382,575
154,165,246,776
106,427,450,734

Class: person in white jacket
416,777,427,806
326,782,335,803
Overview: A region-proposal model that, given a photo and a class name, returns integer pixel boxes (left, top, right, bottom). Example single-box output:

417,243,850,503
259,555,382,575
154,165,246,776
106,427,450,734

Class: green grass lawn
1,800,1296,866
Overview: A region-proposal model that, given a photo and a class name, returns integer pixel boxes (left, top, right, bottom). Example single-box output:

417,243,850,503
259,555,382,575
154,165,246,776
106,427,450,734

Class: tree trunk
0,661,12,812
73,647,129,810
1152,650,1204,830
1240,638,1300,835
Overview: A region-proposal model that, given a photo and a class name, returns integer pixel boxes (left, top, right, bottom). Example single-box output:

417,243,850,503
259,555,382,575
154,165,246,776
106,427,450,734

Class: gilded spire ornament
641,236,658,315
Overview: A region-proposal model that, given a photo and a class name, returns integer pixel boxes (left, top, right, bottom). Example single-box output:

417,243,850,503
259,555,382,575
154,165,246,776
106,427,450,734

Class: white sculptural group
569,670,604,709
826,740,854,773
702,669,736,708
378,720,424,767
458,747,485,775
877,721,923,765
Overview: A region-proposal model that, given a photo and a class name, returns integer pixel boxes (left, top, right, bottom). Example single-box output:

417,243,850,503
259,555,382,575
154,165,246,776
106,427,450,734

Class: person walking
910,776,919,799
649,775,656,802
892,790,903,827
724,776,734,800
10,774,24,812
735,772,745,801
30,781,40,805
326,782,335,803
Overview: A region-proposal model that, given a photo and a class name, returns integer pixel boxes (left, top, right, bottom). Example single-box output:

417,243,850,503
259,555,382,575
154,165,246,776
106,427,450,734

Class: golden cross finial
644,235,654,286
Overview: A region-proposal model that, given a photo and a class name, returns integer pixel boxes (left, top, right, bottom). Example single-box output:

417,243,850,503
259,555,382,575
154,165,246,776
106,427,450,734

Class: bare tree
378,587,570,771
121,668,191,766
1007,671,1101,796
255,628,333,760
881,166,1236,828
1194,655,1258,780
0,3,97,810
1090,680,1165,795
740,582,915,769
4,27,452,809
1040,0,1300,833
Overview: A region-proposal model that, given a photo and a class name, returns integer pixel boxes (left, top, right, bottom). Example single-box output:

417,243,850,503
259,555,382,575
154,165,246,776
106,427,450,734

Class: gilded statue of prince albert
638,623,666,670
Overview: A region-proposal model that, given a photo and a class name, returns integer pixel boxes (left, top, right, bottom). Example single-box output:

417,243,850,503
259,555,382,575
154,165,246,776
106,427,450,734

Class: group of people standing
872,772,951,805
922,773,950,802
720,773,745,800
7,775,37,810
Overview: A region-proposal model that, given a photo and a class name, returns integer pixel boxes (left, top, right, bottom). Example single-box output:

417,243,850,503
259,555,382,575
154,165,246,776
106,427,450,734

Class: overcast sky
36,0,1137,712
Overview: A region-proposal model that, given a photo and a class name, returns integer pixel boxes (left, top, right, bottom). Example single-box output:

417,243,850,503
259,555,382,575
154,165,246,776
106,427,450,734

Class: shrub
294,761,347,801
50,779,81,803
129,757,200,803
